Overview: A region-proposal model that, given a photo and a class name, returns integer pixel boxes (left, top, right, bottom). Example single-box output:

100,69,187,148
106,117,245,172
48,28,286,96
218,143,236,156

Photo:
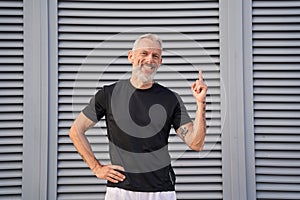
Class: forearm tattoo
178,126,189,140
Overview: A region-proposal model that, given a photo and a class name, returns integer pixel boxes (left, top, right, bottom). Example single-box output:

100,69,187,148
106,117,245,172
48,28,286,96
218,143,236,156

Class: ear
128,50,134,64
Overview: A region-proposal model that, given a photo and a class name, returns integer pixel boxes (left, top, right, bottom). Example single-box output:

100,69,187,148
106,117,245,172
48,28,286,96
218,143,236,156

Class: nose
145,54,155,63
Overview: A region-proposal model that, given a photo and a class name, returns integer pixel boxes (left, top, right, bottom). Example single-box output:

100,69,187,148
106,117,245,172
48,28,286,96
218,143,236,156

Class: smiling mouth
141,64,156,71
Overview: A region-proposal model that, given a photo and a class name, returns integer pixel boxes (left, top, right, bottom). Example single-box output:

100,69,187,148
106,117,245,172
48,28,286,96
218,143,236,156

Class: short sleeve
82,88,106,123
172,93,192,130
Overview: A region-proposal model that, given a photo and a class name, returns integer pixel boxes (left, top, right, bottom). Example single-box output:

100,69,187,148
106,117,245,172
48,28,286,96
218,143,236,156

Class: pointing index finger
198,69,203,81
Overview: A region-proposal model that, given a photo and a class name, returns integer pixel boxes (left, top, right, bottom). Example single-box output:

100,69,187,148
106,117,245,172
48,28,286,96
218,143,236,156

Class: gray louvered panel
0,1,24,199
57,0,221,199
252,0,300,199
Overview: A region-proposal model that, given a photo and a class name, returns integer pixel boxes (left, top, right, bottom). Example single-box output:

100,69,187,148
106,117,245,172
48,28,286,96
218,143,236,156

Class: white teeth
144,65,154,69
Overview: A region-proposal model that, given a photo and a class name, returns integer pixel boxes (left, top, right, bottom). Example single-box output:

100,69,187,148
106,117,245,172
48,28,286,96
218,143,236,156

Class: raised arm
69,112,126,183
176,69,208,151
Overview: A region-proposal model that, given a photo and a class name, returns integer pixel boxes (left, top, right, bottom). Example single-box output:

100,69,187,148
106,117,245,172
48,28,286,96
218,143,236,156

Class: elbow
189,145,203,152
188,141,205,152
69,124,77,141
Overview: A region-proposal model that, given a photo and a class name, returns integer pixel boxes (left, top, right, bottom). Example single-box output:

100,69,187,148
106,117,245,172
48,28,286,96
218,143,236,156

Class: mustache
141,63,158,69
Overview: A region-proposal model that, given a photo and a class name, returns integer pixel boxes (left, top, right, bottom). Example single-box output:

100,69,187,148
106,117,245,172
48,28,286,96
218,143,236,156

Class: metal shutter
252,1,300,199
57,0,222,199
0,0,23,199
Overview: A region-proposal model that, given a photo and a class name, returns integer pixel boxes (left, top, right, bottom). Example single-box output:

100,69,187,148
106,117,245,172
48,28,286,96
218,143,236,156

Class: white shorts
105,187,176,200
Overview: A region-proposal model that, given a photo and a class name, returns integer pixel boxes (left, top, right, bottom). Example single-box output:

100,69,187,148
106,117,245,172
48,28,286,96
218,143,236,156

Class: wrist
91,162,102,173
196,101,206,107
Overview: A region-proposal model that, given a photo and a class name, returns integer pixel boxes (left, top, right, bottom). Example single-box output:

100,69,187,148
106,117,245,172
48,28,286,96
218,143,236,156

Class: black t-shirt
82,79,192,192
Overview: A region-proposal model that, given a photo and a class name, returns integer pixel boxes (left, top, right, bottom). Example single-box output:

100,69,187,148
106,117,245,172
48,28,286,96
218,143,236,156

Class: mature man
69,33,207,200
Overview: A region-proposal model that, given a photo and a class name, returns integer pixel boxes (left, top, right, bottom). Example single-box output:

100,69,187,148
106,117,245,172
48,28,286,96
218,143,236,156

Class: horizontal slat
0,145,22,153
254,87,299,94
0,138,23,145
256,175,300,183
0,65,23,72
253,1,300,8
0,179,22,187
59,9,218,18
0,73,23,80
0,154,23,162
256,159,300,167
254,118,300,126
0,41,23,47
256,166,300,175
255,134,300,142
253,55,300,63
0,188,22,196
58,32,219,40
0,33,23,40
58,25,219,34
256,142,300,150
254,95,300,102
0,10,22,17
253,24,300,31
254,102,300,110
253,16,300,23
253,70,300,78
0,170,22,179
58,40,219,49
176,183,222,192
174,167,222,175
256,191,300,200
255,127,300,134
253,40,300,47
58,0,215,2
0,16,23,24
0,1,23,8
254,63,300,70
254,110,300,118
253,48,300,55
0,49,23,56
253,8,300,16
176,192,222,200
0,105,23,112
0,26,23,33
58,1,219,10
255,151,300,159
257,183,300,192
0,162,22,170
57,184,105,193
56,194,105,200
0,97,23,105
0,90,23,97
59,17,219,25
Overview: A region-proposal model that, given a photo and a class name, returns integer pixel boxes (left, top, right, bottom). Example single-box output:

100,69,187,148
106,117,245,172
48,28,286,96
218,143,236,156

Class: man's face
128,38,162,82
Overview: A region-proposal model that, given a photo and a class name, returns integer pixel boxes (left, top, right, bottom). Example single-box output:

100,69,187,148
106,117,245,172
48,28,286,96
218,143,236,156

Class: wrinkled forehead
133,47,162,54
133,38,162,50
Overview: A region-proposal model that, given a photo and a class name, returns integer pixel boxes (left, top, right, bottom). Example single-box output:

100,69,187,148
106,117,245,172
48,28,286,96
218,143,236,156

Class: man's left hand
191,69,208,103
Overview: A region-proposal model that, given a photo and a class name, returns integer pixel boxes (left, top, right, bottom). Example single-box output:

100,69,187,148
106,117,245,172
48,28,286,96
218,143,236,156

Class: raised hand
191,69,208,103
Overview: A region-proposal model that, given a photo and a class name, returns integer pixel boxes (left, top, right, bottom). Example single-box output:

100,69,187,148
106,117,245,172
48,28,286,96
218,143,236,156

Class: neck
130,77,153,89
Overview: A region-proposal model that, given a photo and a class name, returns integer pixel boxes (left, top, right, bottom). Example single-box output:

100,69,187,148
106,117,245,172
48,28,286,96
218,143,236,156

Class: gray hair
132,33,163,50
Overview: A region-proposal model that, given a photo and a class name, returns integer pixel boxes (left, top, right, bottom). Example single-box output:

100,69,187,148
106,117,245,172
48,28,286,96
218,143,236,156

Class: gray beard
133,65,157,83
